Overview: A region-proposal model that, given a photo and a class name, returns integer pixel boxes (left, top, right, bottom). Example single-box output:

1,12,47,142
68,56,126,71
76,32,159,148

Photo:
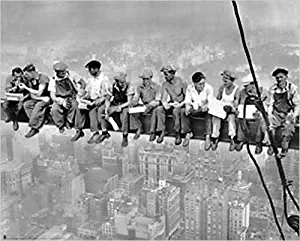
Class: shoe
255,144,263,154
133,129,141,140
280,149,288,157
175,132,182,146
211,138,219,151
156,131,165,144
70,130,84,142
182,133,192,147
87,132,100,144
229,138,236,152
235,141,244,152
267,146,274,156
149,132,156,142
4,117,10,123
204,136,212,151
281,136,291,152
121,135,129,147
59,127,65,133
66,122,73,129
25,128,39,138
13,121,19,131
95,132,111,143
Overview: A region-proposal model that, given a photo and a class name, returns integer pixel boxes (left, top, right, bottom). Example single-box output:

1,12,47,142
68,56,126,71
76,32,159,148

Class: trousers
51,99,78,128
156,106,183,133
212,114,236,138
130,106,158,133
3,100,23,121
23,99,51,129
75,104,102,132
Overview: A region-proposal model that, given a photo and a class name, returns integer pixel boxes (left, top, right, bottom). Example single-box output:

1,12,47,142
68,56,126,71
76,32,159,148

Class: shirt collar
114,82,128,92
271,80,290,92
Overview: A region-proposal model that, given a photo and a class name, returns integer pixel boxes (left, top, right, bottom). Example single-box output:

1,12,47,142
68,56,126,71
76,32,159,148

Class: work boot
281,136,291,154
211,138,219,151
175,132,182,145
255,144,263,154
59,127,65,133
182,133,192,147
70,130,84,142
267,145,274,156
95,132,111,143
156,130,165,144
149,132,156,142
204,136,212,151
66,122,73,129
13,121,19,131
133,128,141,140
121,134,129,147
25,128,39,138
229,138,237,152
235,141,245,152
87,132,100,144
4,117,10,123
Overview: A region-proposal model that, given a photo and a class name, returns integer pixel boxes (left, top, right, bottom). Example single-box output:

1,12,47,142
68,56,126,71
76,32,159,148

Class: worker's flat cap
23,63,36,72
272,68,288,77
139,68,153,79
53,62,68,71
160,64,177,73
114,70,127,81
221,70,237,80
85,60,101,69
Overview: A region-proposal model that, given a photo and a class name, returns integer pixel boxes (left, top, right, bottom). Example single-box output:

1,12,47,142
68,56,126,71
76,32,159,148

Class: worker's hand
18,83,26,90
77,89,86,97
40,96,50,103
115,105,122,112
201,106,209,112
172,101,181,108
62,98,72,109
56,97,64,105
223,105,233,113
162,102,170,110
144,104,153,114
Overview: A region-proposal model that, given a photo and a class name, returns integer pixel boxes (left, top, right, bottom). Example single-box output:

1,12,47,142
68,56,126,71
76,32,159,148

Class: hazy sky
1,1,299,44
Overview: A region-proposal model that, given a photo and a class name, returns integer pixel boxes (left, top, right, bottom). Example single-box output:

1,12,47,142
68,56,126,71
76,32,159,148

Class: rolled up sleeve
184,86,192,105
48,78,56,93
292,86,300,116
126,83,135,96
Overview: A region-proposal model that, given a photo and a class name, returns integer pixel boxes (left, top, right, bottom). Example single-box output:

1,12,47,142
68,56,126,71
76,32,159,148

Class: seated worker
3,67,29,131
211,70,240,151
96,69,135,147
235,75,270,154
235,75,271,154
19,64,51,138
49,61,86,133
130,68,161,141
71,60,110,144
267,68,299,156
181,71,214,149
156,64,187,145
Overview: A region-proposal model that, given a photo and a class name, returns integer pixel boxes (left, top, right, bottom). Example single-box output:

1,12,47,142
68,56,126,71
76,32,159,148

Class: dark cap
53,62,68,71
272,68,288,77
221,70,236,80
192,72,205,83
85,60,101,69
23,63,36,72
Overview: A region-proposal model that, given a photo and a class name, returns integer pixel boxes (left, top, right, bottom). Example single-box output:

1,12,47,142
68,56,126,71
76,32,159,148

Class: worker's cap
221,70,236,80
139,68,153,79
85,60,101,69
160,64,177,73
53,62,68,71
23,63,36,72
242,74,254,85
114,70,127,81
272,68,288,77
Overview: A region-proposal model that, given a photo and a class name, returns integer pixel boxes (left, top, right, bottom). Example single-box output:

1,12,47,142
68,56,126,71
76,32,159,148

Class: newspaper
5,93,23,101
129,106,146,114
238,105,257,119
208,98,227,119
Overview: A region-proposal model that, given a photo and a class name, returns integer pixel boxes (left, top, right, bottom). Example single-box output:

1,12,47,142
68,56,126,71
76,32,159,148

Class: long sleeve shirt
184,83,214,109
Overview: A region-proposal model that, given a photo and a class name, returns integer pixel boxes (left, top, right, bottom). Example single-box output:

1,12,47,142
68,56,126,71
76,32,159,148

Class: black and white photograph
0,1,299,240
